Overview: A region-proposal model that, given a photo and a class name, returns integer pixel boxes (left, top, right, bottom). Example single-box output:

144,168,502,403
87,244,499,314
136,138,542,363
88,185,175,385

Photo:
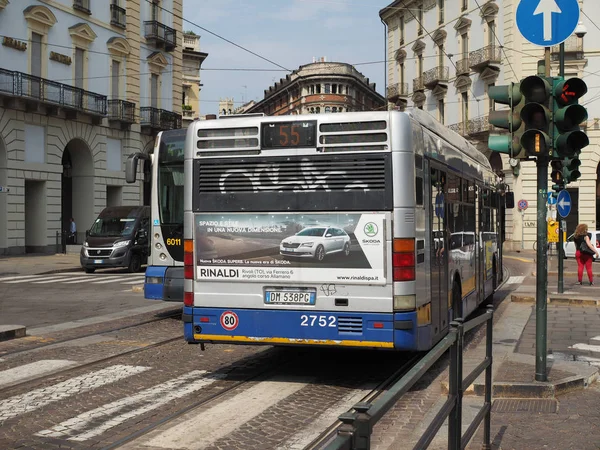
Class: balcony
108,100,135,127
144,21,177,52
140,107,182,132
413,77,425,92
386,83,409,102
448,122,467,136
469,45,502,72
467,115,490,138
73,0,91,14
0,68,106,121
423,66,449,88
110,4,126,28
455,57,470,76
551,35,584,61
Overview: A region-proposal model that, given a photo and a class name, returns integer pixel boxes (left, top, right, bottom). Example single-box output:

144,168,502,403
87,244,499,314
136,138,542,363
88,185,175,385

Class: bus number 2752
300,315,336,327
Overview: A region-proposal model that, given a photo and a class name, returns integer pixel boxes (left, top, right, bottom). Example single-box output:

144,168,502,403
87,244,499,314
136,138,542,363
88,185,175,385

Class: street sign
516,0,580,47
435,192,444,218
518,199,529,211
0,186,8,193
547,192,557,205
557,190,571,217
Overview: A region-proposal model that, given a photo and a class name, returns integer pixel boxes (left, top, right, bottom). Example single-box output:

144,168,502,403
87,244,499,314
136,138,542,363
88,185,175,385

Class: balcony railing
413,77,425,92
469,45,502,71
467,115,490,137
0,68,107,116
423,66,449,88
182,109,196,119
386,82,409,101
108,99,135,123
110,4,126,28
448,122,467,136
551,35,584,60
73,0,91,14
456,58,470,76
144,21,177,52
140,107,182,131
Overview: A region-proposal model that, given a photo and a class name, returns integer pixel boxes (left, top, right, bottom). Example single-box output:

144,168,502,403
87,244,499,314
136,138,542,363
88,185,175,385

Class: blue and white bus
126,129,186,301
182,110,511,351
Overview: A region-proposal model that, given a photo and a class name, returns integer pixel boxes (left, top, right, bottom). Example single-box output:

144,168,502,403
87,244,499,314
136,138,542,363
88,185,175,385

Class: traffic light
488,82,524,158
520,75,552,158
552,77,588,183
550,160,564,192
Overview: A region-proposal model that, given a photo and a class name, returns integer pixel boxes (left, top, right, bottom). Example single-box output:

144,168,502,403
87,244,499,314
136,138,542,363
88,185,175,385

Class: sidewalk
0,249,82,276
450,250,600,449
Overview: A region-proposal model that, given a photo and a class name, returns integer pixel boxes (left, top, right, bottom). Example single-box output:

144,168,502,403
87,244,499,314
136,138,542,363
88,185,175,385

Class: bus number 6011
300,315,336,327
166,238,181,246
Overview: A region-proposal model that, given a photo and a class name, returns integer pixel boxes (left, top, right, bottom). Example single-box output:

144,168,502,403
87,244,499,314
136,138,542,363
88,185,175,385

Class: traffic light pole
557,43,565,294
536,155,549,382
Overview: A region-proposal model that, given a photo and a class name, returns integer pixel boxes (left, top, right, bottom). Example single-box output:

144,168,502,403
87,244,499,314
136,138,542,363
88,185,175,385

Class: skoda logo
364,222,378,237
97,250,101,255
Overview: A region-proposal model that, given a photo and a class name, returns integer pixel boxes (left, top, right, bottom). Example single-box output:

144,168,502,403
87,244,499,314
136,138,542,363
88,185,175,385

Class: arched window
325,106,331,113
316,107,320,113
332,107,337,113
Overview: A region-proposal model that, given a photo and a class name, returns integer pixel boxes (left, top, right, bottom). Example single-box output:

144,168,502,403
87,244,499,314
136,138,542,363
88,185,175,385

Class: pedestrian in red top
573,223,599,285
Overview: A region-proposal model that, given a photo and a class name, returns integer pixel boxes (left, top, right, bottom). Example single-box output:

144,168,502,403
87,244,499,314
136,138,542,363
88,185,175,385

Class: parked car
280,226,351,261
563,230,600,259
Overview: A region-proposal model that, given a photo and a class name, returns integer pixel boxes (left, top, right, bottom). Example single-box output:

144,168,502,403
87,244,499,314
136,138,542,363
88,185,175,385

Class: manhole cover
492,399,557,413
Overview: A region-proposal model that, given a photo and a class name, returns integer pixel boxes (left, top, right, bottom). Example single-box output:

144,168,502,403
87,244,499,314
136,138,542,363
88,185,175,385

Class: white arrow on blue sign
516,0,580,47
557,190,571,218
547,192,557,205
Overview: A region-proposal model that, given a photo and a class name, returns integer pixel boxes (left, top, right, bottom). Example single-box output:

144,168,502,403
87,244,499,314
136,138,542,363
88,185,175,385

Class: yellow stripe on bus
193,334,395,348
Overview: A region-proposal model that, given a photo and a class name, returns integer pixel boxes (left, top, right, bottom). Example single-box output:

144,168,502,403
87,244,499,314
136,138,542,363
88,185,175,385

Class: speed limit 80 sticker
220,311,239,331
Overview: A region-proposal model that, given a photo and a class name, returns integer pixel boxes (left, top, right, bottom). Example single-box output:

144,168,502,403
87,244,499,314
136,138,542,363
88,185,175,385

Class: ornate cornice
147,52,169,72
454,15,472,33
107,37,131,57
69,23,97,47
23,5,57,30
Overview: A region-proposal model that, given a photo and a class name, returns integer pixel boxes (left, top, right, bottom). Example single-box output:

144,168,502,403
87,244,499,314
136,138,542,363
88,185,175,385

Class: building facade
246,59,386,115
380,0,600,250
0,0,183,255
181,31,207,127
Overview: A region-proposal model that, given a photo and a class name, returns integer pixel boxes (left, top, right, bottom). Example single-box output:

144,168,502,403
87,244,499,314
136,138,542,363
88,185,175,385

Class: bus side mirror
505,192,515,209
85,229,90,238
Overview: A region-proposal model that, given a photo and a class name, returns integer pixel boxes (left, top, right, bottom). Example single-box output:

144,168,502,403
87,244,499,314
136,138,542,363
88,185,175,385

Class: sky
182,0,393,115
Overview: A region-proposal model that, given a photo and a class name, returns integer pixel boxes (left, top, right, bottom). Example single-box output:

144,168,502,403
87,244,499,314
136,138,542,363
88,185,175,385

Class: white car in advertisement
280,226,351,261
563,230,600,259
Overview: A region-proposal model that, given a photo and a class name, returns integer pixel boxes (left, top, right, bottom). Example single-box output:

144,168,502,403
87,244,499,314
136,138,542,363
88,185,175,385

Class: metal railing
424,66,449,87
448,122,467,136
140,107,182,130
144,20,177,51
469,45,502,70
467,115,490,136
0,68,107,116
73,0,91,14
455,58,470,76
386,82,409,100
413,77,425,92
108,99,135,123
110,3,126,28
326,307,494,450
551,35,584,60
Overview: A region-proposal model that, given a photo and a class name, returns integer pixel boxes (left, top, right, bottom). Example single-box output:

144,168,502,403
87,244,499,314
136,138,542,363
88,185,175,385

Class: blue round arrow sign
557,190,571,218
516,0,580,47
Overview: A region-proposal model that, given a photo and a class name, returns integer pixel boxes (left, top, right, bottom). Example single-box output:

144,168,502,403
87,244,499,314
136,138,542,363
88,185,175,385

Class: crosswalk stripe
35,370,222,441
3,275,76,284
506,276,525,285
569,343,600,353
0,360,77,389
94,276,144,285
0,274,42,282
129,378,313,449
32,276,84,284
119,278,147,285
62,276,109,284
0,365,149,421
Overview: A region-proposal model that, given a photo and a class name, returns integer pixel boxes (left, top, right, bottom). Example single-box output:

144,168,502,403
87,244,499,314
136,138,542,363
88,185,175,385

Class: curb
0,325,26,342
511,294,600,306
441,371,598,398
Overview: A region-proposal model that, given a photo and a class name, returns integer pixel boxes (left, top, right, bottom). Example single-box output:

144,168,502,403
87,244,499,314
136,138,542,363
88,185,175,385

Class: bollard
482,307,494,450
352,402,372,450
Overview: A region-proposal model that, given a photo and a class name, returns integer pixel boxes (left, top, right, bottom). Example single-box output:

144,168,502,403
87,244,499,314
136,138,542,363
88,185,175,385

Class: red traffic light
554,78,587,106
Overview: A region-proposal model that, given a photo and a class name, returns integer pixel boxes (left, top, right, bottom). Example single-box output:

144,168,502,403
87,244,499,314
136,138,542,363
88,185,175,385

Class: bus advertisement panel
194,213,386,285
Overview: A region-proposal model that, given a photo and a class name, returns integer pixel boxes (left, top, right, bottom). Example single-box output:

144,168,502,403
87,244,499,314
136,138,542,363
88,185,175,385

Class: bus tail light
394,295,416,311
184,239,194,280
393,238,415,282
184,291,194,307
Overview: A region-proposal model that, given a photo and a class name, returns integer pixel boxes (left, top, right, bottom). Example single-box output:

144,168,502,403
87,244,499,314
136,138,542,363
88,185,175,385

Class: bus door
430,166,448,338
